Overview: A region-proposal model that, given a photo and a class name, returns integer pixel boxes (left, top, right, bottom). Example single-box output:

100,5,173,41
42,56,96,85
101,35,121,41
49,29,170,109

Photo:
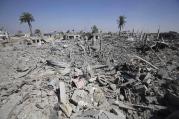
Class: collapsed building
0,29,9,41
159,31,179,41
22,37,45,45
65,33,81,40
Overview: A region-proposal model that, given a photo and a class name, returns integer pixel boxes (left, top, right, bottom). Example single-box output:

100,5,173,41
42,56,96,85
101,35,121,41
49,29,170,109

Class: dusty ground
0,36,179,119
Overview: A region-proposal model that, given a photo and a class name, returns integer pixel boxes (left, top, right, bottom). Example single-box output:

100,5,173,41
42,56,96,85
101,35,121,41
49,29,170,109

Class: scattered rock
71,90,92,106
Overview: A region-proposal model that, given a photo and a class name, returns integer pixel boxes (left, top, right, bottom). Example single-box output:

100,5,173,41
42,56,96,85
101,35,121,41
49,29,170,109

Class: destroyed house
159,31,179,40
65,33,81,40
53,32,64,40
0,30,8,40
44,33,53,37
120,31,131,37
22,36,45,45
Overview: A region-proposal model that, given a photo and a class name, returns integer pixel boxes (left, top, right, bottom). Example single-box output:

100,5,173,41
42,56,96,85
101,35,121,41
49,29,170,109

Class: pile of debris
0,35,179,119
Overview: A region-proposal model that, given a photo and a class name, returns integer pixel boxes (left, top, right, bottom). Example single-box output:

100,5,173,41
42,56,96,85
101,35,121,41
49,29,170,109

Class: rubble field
0,36,179,119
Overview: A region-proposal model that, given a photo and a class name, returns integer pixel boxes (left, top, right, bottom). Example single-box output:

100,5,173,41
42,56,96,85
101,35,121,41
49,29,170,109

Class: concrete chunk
59,81,66,103
71,90,92,106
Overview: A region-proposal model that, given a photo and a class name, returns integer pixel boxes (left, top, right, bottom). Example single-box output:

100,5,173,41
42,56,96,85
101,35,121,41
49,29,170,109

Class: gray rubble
0,34,179,119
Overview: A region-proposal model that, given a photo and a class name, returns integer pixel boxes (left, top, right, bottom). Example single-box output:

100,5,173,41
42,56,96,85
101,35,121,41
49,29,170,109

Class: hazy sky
0,0,179,34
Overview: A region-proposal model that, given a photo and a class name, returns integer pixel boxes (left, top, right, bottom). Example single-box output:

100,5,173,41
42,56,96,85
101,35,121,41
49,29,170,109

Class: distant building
102,33,112,38
0,29,9,40
159,31,179,40
44,33,53,37
22,36,46,46
43,32,64,40
54,32,64,40
65,33,81,40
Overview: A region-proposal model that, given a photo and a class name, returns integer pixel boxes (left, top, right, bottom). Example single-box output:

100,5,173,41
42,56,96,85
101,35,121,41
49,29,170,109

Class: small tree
117,16,126,34
72,29,75,33
91,25,99,34
19,12,34,36
66,30,70,33
34,29,41,36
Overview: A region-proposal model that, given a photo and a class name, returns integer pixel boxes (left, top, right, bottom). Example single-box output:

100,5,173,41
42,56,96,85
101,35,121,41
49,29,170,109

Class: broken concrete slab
71,90,92,106
59,81,66,103
59,102,72,117
72,77,86,89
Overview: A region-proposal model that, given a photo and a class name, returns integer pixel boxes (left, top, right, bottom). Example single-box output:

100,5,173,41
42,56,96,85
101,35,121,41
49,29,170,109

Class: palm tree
19,12,34,36
117,16,126,34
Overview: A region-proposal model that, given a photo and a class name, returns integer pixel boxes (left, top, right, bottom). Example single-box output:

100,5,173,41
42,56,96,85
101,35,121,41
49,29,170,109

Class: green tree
91,25,99,34
117,16,126,34
19,12,34,36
